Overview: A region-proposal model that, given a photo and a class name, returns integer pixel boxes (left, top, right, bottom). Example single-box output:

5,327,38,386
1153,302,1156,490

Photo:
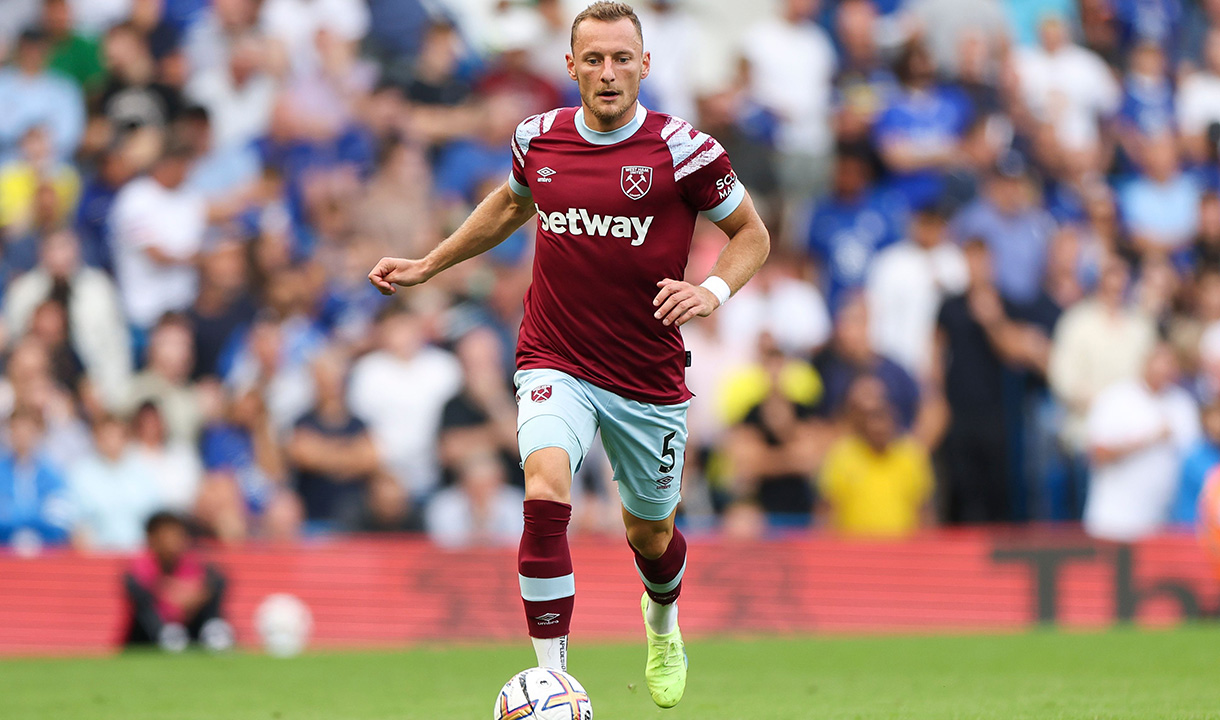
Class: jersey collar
574,102,647,145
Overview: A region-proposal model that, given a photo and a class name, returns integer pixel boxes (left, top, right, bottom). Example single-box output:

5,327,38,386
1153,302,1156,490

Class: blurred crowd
3,0,1220,555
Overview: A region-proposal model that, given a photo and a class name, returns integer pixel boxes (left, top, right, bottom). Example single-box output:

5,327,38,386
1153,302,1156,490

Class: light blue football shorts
514,368,689,521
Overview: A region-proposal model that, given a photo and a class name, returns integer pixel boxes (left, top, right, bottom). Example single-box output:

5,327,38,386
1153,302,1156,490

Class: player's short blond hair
570,2,643,48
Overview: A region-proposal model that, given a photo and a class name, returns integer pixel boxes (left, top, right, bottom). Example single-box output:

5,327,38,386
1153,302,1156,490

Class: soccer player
368,1,769,708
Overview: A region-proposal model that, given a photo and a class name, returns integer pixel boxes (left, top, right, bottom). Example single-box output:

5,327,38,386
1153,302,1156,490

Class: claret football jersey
508,103,744,404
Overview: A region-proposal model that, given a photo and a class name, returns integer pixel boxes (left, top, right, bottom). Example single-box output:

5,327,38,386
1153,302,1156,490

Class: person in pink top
122,511,232,652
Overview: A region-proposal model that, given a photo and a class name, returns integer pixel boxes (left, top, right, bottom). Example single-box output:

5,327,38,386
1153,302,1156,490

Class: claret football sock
629,526,687,634
519,499,574,669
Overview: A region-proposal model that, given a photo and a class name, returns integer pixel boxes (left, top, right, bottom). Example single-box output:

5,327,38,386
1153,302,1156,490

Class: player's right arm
368,182,535,295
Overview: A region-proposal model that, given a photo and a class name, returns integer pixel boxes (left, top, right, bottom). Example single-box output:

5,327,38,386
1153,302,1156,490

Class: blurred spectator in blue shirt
812,296,923,433
0,407,72,550
1172,399,1220,524
1117,41,1176,144
75,146,137,274
68,414,160,551
286,350,381,529
874,41,972,209
401,21,476,107
1179,0,1220,68
807,143,906,313
950,152,1056,307
1004,0,1079,47
197,387,302,543
0,29,85,163
187,239,257,381
1120,133,1201,261
1110,0,1183,59
433,94,520,206
365,0,432,68
832,0,899,143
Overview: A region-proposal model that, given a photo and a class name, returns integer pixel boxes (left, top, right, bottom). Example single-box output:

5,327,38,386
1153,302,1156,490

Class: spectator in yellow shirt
0,125,81,232
818,375,934,538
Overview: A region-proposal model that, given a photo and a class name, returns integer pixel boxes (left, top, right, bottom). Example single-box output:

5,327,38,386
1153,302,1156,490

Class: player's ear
640,50,651,80
566,52,577,81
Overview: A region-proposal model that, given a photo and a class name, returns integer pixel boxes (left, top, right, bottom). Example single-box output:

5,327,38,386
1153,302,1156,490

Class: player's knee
626,522,673,560
523,447,573,504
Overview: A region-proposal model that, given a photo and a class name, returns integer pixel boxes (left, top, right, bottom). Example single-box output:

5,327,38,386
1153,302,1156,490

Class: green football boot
641,592,687,708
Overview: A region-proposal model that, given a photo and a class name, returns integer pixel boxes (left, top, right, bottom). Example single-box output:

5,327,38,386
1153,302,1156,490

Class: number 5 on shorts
658,431,676,473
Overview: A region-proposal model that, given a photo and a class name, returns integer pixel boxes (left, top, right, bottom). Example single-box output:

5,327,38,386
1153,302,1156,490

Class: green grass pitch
3,627,1218,719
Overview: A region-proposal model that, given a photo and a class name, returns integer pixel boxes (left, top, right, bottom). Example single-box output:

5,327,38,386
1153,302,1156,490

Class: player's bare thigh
622,506,676,560
523,447,574,504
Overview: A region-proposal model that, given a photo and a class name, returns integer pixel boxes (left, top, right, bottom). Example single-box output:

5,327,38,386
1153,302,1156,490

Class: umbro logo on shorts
531,385,553,403
534,613,561,625
656,475,674,490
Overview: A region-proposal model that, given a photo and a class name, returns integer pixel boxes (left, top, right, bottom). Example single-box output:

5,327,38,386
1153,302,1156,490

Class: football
254,593,313,658
493,667,593,720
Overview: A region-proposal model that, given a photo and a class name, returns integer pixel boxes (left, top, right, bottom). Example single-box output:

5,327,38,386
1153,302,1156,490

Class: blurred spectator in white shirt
349,305,462,499
527,0,574,90
127,314,206,446
637,0,701,122
902,0,1009,75
4,229,132,411
717,253,832,360
1015,14,1120,163
1085,343,1200,541
1049,254,1157,454
0,0,40,59
186,31,278,152
131,401,203,515
69,414,159,552
183,0,260,77
0,340,91,472
110,141,208,331
425,452,524,549
259,0,370,76
1177,28,1220,164
740,0,836,210
866,202,968,380
67,0,133,37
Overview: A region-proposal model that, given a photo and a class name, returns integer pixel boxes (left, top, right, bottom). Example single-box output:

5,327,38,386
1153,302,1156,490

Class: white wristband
700,275,731,307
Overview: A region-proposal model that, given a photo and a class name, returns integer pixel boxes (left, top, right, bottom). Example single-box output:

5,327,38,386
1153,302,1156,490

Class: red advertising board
0,528,1216,656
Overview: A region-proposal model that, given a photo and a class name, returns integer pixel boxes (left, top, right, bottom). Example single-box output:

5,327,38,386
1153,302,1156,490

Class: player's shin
518,498,574,671
629,527,686,635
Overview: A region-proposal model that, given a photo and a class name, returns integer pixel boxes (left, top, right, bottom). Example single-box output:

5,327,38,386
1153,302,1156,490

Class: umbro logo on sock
534,613,561,625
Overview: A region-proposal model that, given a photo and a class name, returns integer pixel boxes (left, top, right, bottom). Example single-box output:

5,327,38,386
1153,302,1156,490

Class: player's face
567,18,650,129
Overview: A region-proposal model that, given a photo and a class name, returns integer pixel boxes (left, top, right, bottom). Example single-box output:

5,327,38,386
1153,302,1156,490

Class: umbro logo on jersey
535,205,655,246
537,167,556,183
534,613,561,625
621,165,652,199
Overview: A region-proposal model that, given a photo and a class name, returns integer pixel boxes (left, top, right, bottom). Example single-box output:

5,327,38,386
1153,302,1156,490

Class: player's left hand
653,278,719,327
